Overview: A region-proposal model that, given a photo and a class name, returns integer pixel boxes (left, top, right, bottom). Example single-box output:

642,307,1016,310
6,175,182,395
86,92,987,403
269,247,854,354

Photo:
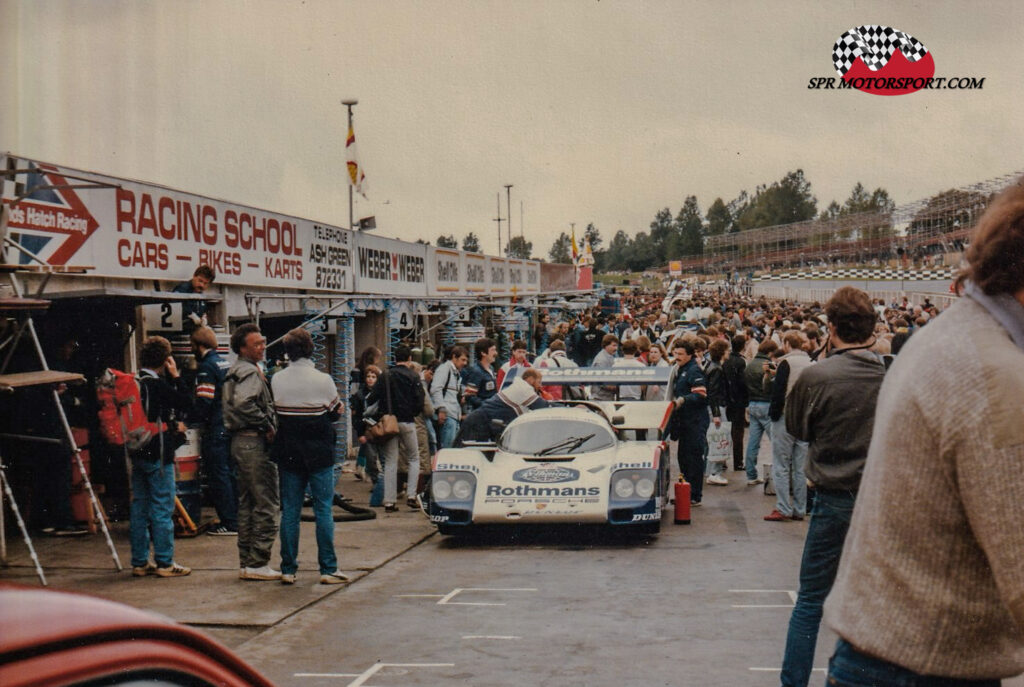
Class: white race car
425,398,674,535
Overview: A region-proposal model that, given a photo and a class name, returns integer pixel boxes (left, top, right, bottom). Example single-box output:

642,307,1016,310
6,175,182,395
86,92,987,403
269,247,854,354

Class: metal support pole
0,462,47,585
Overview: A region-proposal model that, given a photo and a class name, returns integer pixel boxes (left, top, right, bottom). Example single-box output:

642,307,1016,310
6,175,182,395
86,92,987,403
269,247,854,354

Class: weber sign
2,155,564,298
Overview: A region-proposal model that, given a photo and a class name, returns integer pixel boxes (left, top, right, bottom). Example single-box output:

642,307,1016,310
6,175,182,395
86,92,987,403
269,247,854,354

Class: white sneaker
319,570,350,585
241,565,282,581
706,474,728,485
747,478,765,486
280,573,296,585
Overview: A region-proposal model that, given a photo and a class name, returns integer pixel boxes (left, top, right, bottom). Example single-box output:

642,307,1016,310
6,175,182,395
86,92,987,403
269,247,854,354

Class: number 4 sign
389,301,414,330
142,302,184,331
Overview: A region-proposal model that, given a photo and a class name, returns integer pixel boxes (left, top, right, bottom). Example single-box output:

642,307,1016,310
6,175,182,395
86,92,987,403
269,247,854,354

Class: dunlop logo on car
513,464,580,483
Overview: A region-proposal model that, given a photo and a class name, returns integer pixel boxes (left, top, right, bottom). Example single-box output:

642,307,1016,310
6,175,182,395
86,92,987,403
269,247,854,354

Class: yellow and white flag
346,124,367,198
571,227,580,266
580,236,595,267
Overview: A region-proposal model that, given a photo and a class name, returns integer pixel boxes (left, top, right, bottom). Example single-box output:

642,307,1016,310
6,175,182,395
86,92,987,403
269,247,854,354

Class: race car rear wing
565,400,674,432
538,366,671,386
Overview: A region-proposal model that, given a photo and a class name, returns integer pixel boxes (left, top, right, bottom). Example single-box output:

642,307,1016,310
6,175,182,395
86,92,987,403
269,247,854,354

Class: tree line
546,170,895,272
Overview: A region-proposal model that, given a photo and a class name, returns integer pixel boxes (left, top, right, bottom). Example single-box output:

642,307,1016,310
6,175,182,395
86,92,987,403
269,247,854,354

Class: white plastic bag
706,420,732,464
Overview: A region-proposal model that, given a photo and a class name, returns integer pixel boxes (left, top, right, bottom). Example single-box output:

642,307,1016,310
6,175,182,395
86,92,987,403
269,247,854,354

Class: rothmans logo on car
513,464,580,484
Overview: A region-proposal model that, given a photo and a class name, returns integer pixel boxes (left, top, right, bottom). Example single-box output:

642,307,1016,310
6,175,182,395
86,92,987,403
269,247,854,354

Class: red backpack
96,368,165,451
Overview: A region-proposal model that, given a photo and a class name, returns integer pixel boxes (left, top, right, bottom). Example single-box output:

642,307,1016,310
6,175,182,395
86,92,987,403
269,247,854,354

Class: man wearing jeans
270,328,347,585
430,345,468,449
743,339,777,485
779,287,885,687
131,336,192,578
763,331,812,521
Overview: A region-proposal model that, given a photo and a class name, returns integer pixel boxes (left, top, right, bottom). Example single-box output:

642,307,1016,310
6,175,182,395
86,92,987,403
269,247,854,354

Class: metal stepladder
0,202,123,584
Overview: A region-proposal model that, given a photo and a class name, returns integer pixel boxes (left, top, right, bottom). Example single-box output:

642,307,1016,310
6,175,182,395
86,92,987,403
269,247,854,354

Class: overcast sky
3,0,1021,258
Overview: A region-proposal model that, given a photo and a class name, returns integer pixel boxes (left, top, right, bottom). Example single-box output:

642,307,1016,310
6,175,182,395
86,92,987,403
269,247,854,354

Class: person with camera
371,345,425,512
131,336,192,578
429,345,468,449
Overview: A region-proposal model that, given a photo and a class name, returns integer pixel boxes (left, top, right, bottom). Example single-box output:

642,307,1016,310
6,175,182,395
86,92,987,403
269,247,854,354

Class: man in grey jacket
779,286,885,687
223,323,280,582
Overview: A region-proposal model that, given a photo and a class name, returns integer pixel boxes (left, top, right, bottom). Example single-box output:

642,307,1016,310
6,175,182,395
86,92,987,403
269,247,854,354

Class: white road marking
393,593,444,598
296,663,455,687
749,667,826,673
438,587,538,606
728,589,797,608
462,635,521,640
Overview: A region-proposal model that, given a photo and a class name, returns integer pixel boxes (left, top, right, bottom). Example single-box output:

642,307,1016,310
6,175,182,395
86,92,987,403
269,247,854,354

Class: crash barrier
752,284,958,310
173,429,202,526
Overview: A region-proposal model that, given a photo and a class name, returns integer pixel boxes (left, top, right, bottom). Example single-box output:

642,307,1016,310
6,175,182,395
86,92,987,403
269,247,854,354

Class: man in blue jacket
667,339,709,506
462,337,498,412
189,326,236,536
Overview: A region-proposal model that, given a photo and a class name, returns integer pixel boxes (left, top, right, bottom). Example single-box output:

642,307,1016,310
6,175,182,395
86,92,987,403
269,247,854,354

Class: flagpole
342,99,358,230
504,184,513,253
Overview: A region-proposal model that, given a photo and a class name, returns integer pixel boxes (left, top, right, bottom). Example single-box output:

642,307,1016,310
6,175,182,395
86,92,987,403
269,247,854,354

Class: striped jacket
269,358,342,473
191,349,230,430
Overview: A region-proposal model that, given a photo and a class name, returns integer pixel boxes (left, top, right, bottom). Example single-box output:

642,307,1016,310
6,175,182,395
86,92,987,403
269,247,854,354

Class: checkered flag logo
833,25,929,77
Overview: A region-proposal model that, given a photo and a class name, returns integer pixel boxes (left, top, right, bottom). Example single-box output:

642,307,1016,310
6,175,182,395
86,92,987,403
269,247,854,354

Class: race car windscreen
498,420,616,456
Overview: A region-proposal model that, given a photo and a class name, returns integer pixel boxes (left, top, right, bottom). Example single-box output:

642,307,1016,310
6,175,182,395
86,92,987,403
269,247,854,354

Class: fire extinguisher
674,475,691,525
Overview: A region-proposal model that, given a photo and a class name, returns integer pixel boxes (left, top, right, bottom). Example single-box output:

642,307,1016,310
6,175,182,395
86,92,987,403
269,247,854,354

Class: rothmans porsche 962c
422,366,674,535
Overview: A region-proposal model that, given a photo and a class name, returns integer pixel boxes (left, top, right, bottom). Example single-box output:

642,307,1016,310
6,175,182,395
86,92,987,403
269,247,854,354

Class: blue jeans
828,638,1001,687
130,458,176,568
771,418,808,517
279,465,337,575
745,401,772,481
439,415,460,449
203,428,238,530
781,489,856,687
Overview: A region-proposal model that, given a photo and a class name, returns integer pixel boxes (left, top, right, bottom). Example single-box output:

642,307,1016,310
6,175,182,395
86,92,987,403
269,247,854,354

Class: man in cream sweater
825,179,1024,684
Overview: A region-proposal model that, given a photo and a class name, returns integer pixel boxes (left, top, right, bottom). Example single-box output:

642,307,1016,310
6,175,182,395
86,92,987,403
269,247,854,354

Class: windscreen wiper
534,433,596,457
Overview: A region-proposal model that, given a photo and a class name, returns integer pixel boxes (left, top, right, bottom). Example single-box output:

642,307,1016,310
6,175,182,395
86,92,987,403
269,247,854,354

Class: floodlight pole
342,99,358,230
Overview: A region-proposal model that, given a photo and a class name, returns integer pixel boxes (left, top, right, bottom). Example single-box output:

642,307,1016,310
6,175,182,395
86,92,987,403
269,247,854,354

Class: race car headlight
610,469,658,503
614,476,636,499
432,478,452,501
432,472,476,504
452,478,474,500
